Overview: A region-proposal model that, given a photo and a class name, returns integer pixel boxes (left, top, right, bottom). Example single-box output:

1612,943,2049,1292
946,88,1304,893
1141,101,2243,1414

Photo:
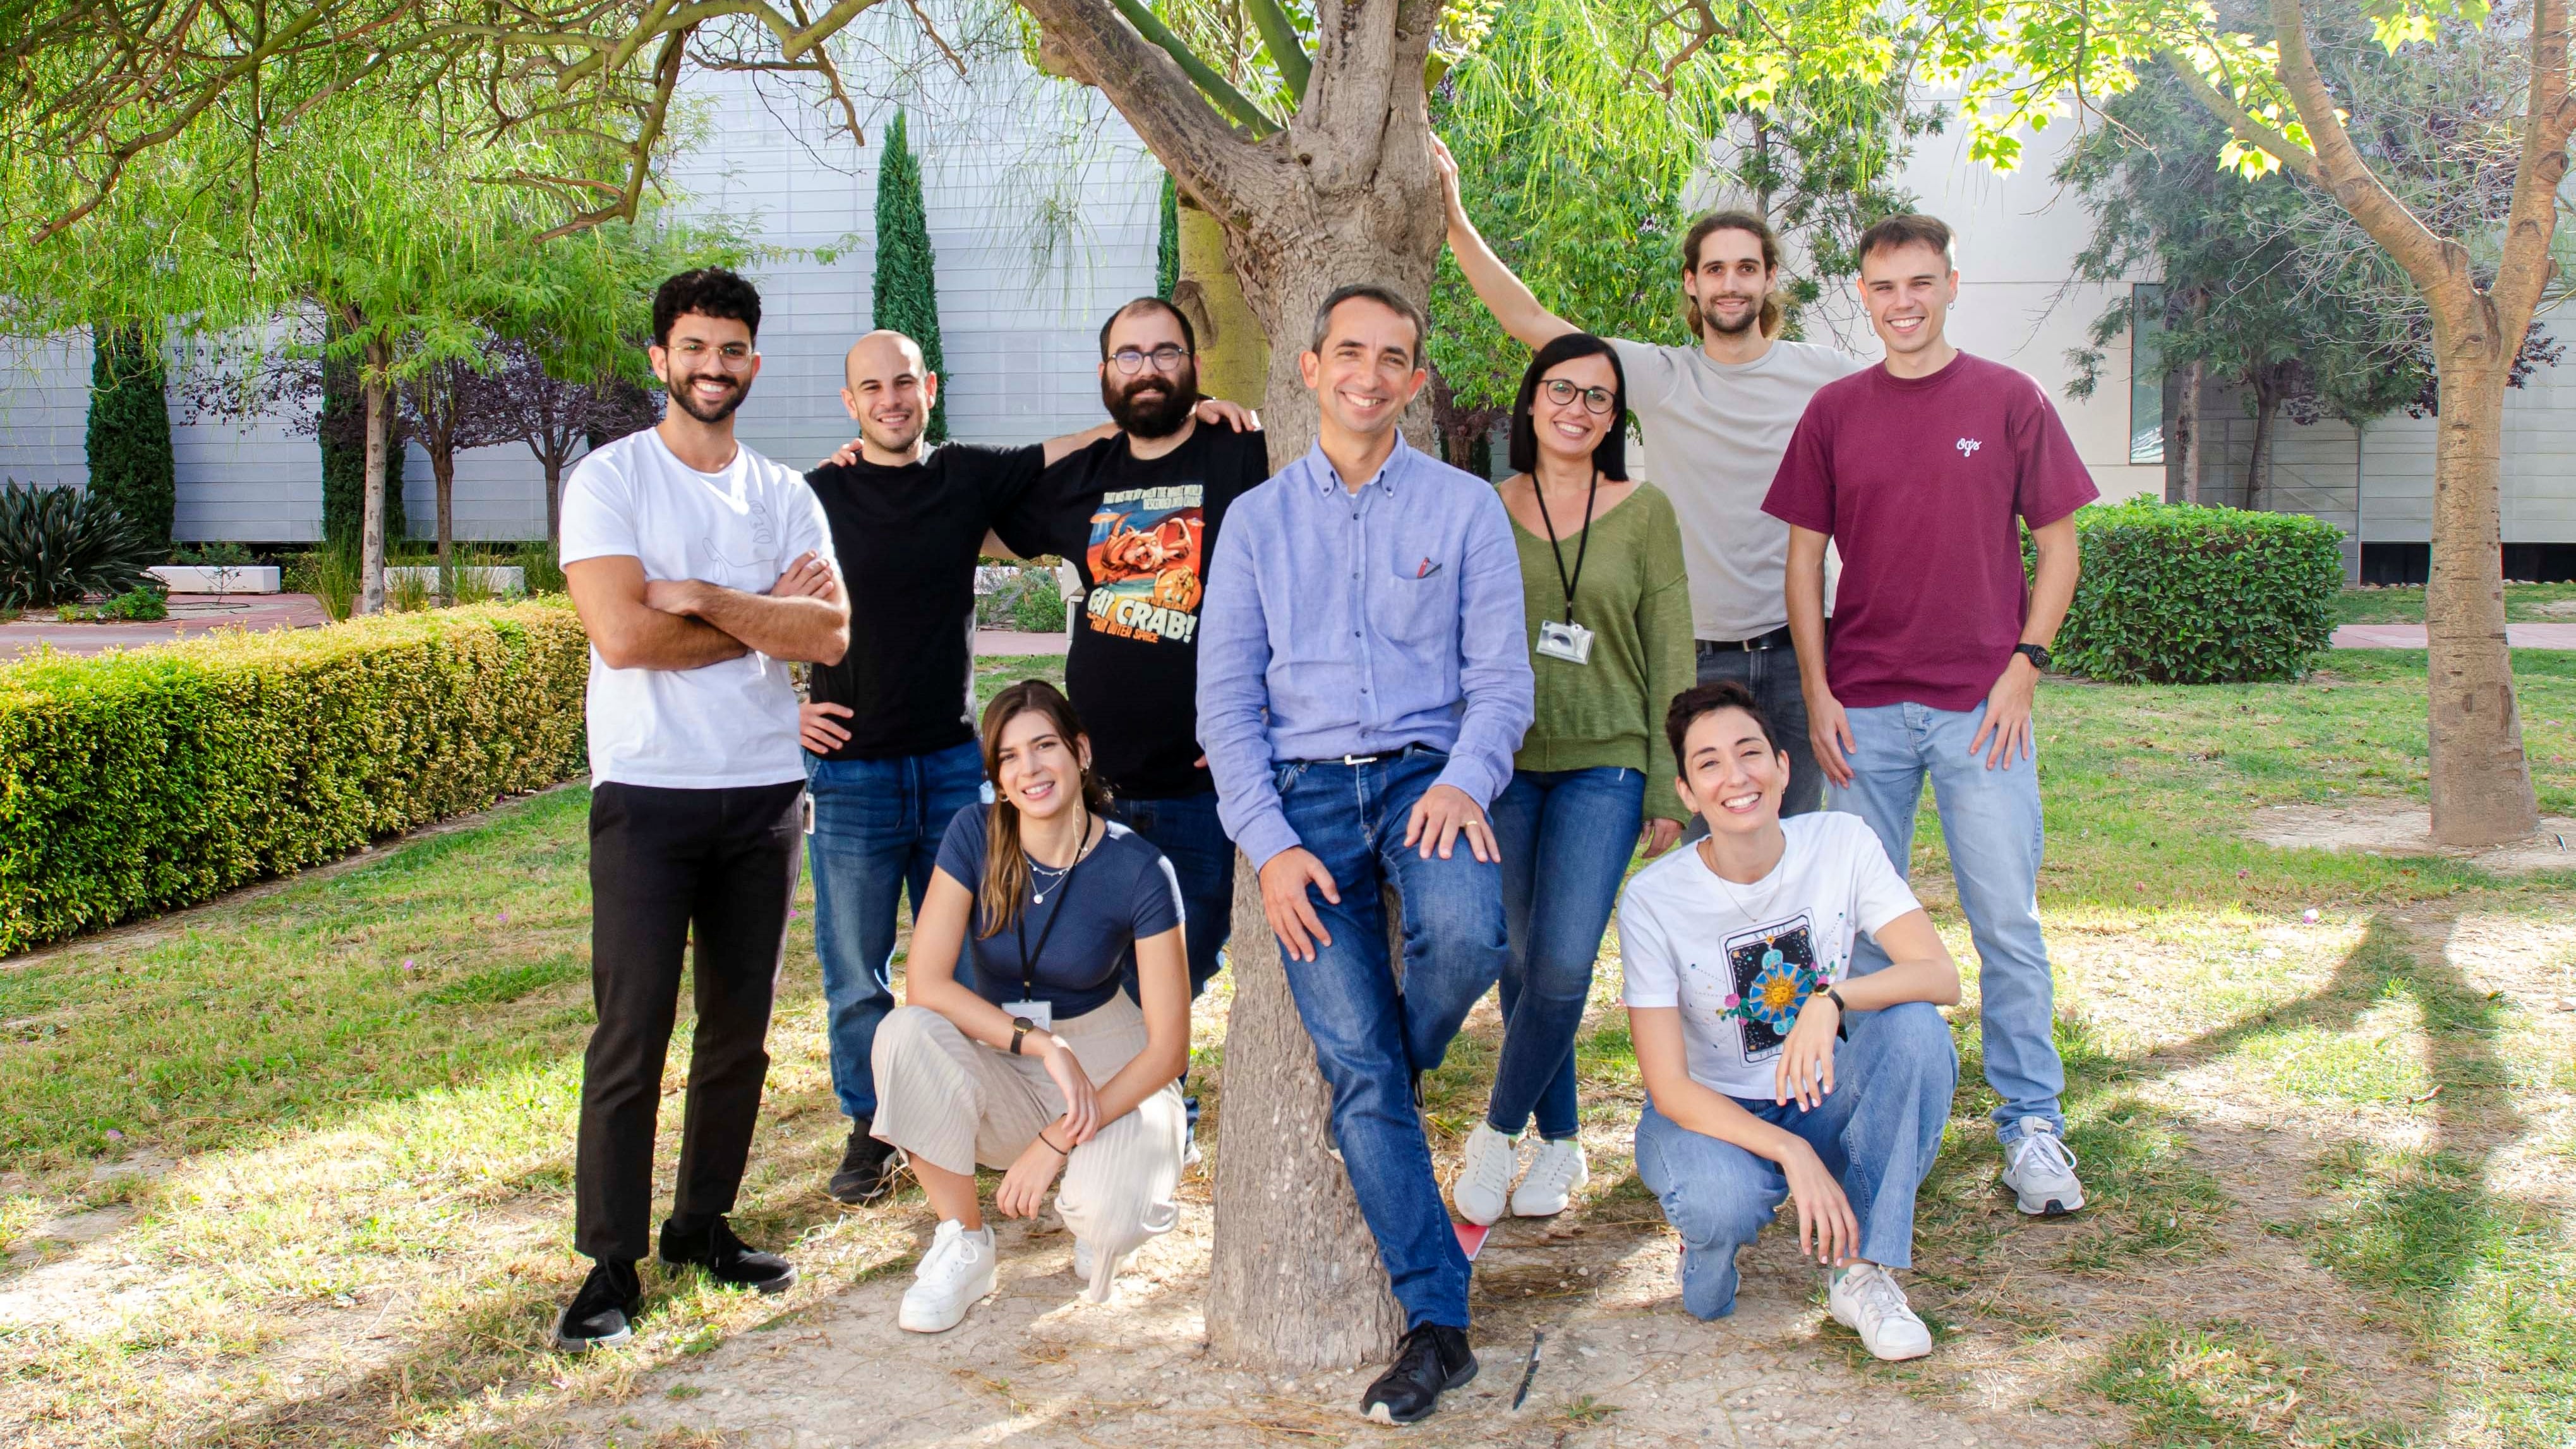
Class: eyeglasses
670,339,754,371
1541,378,1617,414
1109,345,1191,375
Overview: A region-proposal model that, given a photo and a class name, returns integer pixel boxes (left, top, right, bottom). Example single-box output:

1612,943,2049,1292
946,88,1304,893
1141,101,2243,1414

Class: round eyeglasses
1110,345,1191,375
1541,378,1617,414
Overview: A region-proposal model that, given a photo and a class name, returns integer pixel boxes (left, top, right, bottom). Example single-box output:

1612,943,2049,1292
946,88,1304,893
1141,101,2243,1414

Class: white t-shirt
558,430,836,790
1609,339,1864,641
1618,811,1920,1100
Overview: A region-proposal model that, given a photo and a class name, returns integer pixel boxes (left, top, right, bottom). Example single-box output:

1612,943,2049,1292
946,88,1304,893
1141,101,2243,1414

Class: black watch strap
2014,642,2051,671
1011,1016,1035,1055
1825,987,1851,1040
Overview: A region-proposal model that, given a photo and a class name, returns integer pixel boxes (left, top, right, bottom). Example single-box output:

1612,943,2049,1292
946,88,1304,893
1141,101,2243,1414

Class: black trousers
577,779,803,1261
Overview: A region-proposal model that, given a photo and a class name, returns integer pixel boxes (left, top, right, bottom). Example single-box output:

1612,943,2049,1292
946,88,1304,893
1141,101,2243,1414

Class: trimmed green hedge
0,601,588,954
2037,500,2346,685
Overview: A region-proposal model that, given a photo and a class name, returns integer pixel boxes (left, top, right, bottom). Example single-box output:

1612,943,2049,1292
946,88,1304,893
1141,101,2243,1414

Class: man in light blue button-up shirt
1196,284,1533,1424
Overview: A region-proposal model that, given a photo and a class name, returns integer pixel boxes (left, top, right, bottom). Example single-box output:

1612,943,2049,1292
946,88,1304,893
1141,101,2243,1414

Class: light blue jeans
1488,766,1645,1140
1829,700,2065,1141
1633,1002,1957,1320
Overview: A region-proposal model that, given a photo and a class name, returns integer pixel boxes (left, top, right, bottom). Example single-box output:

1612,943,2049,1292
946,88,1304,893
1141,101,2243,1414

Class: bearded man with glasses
989,298,1273,1154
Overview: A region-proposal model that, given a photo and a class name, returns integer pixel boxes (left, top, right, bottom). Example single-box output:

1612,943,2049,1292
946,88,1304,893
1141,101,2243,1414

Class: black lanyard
1529,471,1598,625
1014,839,1086,1001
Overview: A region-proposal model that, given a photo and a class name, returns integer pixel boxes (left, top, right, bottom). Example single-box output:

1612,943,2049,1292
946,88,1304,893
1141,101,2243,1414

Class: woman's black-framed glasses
1110,345,1191,375
1541,378,1617,414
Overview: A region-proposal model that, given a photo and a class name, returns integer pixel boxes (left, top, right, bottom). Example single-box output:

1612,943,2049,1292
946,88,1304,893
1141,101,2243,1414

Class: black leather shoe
550,1258,641,1352
659,1216,797,1294
829,1121,900,1205
1361,1323,1478,1424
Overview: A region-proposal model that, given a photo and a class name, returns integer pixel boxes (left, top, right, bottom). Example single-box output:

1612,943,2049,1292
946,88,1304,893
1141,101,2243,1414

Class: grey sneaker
2000,1120,2085,1215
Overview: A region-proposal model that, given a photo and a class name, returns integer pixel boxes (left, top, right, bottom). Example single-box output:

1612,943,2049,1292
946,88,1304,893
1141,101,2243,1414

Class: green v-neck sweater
1508,481,1696,822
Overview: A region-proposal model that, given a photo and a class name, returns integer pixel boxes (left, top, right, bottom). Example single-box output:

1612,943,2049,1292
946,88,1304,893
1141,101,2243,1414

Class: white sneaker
898,1220,996,1333
1999,1120,2086,1216
1510,1137,1589,1218
1451,1123,1520,1226
1829,1263,1933,1361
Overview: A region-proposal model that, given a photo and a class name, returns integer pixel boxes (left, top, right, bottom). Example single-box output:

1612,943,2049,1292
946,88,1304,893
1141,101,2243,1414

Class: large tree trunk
359,338,390,616
1205,859,1407,1368
2424,311,2541,844
1172,193,1269,409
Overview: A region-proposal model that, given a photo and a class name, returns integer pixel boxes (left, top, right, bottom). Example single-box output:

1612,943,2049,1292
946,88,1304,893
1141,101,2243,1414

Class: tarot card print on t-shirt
1085,484,1204,644
1713,914,1825,1063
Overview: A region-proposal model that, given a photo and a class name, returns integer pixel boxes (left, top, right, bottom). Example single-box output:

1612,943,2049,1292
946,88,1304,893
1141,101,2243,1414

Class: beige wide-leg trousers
871,994,1184,1301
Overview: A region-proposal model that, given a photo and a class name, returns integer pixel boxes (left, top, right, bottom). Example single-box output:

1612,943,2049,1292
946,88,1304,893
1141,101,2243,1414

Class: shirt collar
1301,432,1416,499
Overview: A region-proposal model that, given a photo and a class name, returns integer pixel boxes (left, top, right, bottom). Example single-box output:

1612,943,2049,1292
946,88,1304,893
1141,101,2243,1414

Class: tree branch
1240,0,1313,102
2164,52,2316,179
533,24,687,241
1102,0,1282,134
1014,0,1270,217
2266,0,2462,295
2495,0,2576,323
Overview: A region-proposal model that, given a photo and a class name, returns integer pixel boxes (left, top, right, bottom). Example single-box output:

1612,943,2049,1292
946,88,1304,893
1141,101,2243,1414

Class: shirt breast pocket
1379,552,1459,644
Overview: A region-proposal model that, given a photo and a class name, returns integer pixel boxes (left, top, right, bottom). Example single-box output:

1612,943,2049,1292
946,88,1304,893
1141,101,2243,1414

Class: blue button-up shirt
1196,435,1535,869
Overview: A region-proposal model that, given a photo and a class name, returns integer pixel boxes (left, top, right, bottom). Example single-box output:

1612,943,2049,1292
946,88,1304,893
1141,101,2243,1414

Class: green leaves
0,481,159,608
2031,500,2347,686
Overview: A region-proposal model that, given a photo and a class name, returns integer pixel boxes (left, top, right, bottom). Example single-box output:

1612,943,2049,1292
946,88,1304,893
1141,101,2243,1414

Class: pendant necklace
1030,802,1097,905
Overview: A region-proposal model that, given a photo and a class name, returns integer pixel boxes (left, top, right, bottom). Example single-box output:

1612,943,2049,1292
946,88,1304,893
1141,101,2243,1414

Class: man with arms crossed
1198,284,1534,1424
1433,137,1857,816
800,332,1251,1206
996,298,1269,1047
1762,215,2093,1216
553,268,852,1351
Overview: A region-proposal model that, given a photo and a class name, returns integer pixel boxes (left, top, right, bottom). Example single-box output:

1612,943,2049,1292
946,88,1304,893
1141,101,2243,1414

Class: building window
2130,284,2165,465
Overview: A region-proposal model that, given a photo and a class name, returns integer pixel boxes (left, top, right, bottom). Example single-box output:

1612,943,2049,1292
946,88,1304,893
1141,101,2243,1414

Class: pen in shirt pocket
1413,557,1441,579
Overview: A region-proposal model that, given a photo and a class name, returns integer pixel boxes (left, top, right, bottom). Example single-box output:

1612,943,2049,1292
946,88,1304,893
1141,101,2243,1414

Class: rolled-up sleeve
1195,505,1299,869
1435,488,1535,809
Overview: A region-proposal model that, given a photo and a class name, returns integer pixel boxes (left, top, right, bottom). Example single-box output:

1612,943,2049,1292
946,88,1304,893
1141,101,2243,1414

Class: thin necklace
1698,835,1786,927
1030,800,1096,905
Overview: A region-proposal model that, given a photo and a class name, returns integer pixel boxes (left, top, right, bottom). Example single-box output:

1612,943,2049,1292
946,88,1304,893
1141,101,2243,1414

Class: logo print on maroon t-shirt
1956,436,1982,457
1085,483,1205,644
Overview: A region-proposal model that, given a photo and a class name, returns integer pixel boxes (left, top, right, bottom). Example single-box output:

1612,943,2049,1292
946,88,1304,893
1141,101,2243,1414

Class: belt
1697,627,1794,654
1291,743,1437,767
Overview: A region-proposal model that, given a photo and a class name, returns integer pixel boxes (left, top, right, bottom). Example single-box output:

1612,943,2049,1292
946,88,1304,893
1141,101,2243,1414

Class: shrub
0,600,589,954
102,587,167,621
0,481,157,607
2037,500,2345,684
1012,575,1069,633
283,544,361,622
84,323,177,556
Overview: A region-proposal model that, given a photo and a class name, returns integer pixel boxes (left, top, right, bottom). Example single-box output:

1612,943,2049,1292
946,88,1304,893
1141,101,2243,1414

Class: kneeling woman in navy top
870,679,1191,1332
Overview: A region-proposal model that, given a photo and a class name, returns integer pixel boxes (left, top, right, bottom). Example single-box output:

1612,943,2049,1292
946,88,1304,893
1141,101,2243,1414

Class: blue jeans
1633,1002,1956,1319
1110,791,1232,999
805,740,986,1122
1829,700,2064,1141
1487,766,1644,1140
1271,746,1509,1331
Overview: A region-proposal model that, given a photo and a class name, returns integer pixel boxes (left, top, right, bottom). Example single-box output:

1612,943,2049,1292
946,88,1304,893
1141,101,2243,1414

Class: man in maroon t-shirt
1761,214,2095,1220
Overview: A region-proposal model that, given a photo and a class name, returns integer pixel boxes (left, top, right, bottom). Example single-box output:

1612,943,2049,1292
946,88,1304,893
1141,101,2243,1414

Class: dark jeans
1271,745,1508,1331
1110,791,1232,999
577,779,803,1263
1692,637,1822,822
805,740,987,1121
1487,766,1644,1140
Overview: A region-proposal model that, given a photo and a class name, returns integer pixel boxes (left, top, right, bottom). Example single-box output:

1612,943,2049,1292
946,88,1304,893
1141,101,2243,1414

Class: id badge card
800,791,816,835
1002,1000,1054,1031
1536,618,1594,665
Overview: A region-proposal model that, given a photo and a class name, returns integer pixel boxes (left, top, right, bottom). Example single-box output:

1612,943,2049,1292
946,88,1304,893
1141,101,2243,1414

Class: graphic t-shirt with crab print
1617,810,1922,1100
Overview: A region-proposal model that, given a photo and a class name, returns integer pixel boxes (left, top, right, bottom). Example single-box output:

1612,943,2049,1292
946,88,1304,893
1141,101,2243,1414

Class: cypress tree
1157,172,1181,301
871,108,949,443
320,340,405,548
83,324,177,555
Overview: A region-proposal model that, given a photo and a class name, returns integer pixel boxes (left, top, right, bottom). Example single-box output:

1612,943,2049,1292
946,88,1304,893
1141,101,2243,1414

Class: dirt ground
2243,799,2576,874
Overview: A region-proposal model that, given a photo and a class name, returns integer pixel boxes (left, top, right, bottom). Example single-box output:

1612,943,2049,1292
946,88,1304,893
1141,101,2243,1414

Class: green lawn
3,651,2572,1448
2328,582,2576,626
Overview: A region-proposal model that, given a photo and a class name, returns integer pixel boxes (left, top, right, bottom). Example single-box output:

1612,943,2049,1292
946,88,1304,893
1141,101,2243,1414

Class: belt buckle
1340,752,1376,767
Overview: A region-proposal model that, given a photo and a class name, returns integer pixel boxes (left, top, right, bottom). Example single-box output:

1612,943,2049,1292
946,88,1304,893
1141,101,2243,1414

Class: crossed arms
565,551,851,670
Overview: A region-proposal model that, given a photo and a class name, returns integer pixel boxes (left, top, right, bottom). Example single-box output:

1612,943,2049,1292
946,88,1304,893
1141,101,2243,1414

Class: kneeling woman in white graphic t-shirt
1617,680,1963,1361
869,680,1191,1333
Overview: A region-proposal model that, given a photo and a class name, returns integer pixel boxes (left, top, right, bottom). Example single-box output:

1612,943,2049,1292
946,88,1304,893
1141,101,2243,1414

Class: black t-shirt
996,423,1271,798
803,443,1043,761
933,803,1184,1018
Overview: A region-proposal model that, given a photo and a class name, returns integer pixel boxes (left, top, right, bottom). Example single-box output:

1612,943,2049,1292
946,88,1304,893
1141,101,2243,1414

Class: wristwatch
1010,1016,1037,1055
1824,987,1851,1041
2014,642,2052,672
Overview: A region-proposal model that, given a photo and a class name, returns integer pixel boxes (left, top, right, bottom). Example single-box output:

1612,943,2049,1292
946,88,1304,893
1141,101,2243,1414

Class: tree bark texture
2177,360,2202,504
1204,856,1407,1369
359,339,389,616
2424,318,2541,844
1172,195,1270,409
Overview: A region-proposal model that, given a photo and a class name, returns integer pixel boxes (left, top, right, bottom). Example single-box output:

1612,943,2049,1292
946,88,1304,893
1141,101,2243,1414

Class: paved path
0,594,330,660
2334,622,2576,649
976,627,1069,656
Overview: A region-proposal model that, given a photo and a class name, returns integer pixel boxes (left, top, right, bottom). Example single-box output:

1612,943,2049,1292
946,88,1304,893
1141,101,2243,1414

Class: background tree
321,340,407,550
461,337,663,545
872,107,951,443
82,322,176,556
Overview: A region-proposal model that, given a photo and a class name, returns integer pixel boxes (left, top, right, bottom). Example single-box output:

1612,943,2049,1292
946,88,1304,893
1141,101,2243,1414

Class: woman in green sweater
1452,334,1695,1226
